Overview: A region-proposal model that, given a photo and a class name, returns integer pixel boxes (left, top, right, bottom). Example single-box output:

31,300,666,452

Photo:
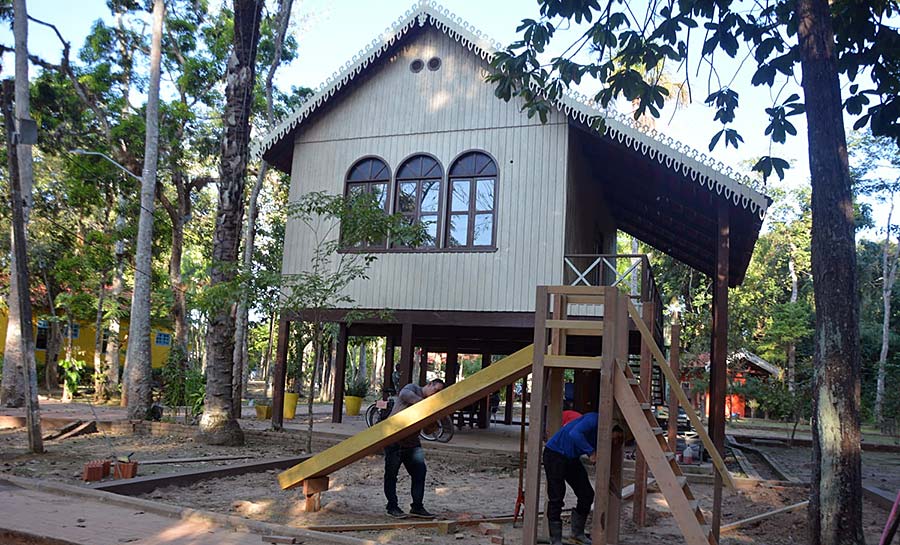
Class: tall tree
123,0,165,419
489,1,900,543
198,0,264,446
233,0,296,417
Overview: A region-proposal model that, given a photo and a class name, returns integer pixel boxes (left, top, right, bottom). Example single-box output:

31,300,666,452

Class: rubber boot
549,521,564,545
570,511,592,545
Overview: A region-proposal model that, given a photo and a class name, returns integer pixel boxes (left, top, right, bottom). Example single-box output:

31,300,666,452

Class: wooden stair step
651,427,664,435
628,378,640,386
640,403,651,410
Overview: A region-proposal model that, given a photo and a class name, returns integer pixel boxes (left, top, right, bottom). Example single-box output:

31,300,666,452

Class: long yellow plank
625,299,735,490
278,345,535,490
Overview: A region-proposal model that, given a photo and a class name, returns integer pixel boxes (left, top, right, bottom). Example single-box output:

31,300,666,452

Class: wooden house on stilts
254,2,770,543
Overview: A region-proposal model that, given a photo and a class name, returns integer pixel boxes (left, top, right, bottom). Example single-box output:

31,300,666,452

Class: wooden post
709,201,730,540
667,318,681,452
504,382,514,424
271,318,290,431
384,335,395,398
445,338,459,386
400,323,413,386
633,301,654,526
478,351,492,428
590,287,619,545
547,294,566,438
418,348,428,386
332,323,348,424
608,427,625,544
522,287,549,545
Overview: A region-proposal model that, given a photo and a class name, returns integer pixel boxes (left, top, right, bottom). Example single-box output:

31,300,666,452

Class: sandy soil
1,427,894,545
755,443,900,492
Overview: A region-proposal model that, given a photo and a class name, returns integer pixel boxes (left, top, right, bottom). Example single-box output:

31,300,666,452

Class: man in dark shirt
544,411,598,545
383,378,445,519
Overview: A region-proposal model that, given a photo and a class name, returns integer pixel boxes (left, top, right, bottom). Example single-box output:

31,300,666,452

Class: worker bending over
544,411,597,545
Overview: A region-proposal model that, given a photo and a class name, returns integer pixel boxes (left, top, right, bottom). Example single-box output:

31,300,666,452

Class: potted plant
345,374,369,416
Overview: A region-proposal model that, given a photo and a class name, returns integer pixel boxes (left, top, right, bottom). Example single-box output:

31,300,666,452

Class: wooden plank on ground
626,298,735,490
140,454,255,465
53,420,97,441
720,501,808,533
42,420,83,441
278,345,534,490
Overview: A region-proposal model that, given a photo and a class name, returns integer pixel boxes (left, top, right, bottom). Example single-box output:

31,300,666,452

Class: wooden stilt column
445,338,459,386
504,382,514,424
400,323,413,386
522,287,549,545
478,351,492,428
608,427,625,544
633,301,655,526
418,348,428,386
546,295,566,438
384,335,395,398
709,201,730,540
667,317,681,452
331,323,348,424
590,287,622,545
271,317,290,431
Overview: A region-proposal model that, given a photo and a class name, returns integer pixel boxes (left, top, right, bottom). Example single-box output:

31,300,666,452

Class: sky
1,0,894,240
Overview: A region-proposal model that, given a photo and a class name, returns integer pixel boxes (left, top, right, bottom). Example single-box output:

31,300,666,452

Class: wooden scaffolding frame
522,286,734,545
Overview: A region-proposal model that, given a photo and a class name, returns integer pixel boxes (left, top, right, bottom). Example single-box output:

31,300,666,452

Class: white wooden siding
282,27,570,312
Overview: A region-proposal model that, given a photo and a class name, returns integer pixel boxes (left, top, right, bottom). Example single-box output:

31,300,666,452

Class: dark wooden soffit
571,126,768,287
283,308,535,329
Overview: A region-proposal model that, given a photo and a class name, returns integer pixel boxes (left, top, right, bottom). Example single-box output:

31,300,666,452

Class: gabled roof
729,350,782,377
253,1,768,218
255,1,772,284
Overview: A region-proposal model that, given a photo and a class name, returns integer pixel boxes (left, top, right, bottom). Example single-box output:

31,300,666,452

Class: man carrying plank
544,412,598,545
383,378,445,519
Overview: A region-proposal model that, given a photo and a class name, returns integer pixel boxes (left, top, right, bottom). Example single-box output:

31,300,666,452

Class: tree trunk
123,0,164,420
0,0,36,409
198,0,263,446
233,0,293,417
875,198,899,425
2,75,42,452
787,244,799,391
798,1,865,544
93,276,108,401
106,222,125,400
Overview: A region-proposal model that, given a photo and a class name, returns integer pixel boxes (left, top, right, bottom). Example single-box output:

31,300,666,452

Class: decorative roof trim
252,0,770,220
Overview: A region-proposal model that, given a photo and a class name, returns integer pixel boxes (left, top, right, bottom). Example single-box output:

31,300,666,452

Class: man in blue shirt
544,411,598,545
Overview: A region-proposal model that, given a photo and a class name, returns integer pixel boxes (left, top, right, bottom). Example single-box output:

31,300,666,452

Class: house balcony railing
563,254,665,337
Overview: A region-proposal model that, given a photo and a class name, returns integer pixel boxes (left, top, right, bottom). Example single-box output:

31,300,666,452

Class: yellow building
0,311,172,369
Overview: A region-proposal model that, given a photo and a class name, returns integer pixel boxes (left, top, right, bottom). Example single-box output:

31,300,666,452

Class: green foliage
60,358,86,398
345,373,370,398
489,0,900,181
160,347,205,419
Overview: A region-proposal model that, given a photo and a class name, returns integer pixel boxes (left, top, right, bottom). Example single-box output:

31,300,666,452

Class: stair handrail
625,298,736,490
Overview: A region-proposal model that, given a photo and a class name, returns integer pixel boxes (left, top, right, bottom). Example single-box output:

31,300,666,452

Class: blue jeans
384,445,427,510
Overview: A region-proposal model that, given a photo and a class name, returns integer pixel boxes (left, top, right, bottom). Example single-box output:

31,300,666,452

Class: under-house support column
478,351,492,428
400,323,413,386
383,335,395,398
331,322,348,423
709,201,730,540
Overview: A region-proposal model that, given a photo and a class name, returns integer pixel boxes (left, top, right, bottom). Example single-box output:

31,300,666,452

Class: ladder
614,359,715,545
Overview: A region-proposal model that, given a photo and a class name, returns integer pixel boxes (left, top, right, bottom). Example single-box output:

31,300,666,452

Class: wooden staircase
614,359,715,545
522,286,731,545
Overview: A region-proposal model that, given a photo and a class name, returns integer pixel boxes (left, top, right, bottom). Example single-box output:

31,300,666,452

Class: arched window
395,155,444,248
447,151,497,248
345,157,390,249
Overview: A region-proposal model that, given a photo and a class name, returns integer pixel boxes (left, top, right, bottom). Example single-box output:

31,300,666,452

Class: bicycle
364,372,454,443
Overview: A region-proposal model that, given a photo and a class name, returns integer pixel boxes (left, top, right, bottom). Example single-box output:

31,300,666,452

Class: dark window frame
446,150,498,249
393,154,445,249
343,156,392,250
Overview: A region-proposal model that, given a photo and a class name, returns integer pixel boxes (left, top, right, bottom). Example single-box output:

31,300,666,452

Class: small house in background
689,350,781,419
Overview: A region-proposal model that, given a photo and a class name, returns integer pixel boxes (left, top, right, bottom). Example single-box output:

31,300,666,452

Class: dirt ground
0,427,895,545
755,443,900,493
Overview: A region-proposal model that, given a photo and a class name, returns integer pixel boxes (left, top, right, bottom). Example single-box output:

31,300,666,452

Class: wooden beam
720,501,808,533
633,301,654,526
710,200,730,540
667,319,681,452
384,335,395,398
445,338,459,386
545,319,603,336
418,348,428,386
400,323,413,387
543,355,602,370
272,317,290,431
625,298,735,490
522,287,549,545
332,323,349,424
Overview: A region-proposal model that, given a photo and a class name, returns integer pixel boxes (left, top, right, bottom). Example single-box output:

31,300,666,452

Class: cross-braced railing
563,254,664,335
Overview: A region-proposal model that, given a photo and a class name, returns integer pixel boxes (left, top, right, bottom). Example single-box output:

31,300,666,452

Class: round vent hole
427,57,441,71
410,59,425,73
